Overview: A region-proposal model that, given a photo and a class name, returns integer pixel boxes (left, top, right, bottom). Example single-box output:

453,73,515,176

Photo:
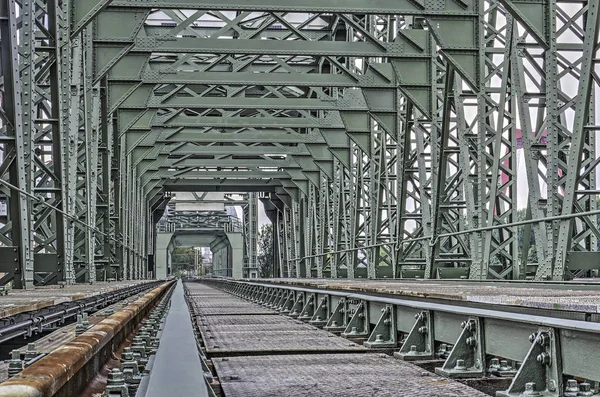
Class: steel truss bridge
0,0,599,288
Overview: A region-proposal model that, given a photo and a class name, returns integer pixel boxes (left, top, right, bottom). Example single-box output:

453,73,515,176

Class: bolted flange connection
435,318,485,378
496,328,561,397
24,343,37,362
7,350,23,378
75,314,89,336
488,358,518,377
121,347,142,393
102,368,129,397
564,379,597,397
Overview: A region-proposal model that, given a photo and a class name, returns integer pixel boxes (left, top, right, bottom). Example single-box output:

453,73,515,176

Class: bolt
499,360,512,371
418,326,428,334
578,382,594,396
536,352,551,366
536,332,549,347
466,337,477,347
76,314,87,336
522,382,542,396
565,379,579,397
529,333,537,343
24,343,37,361
103,368,128,397
375,334,384,342
410,345,417,353
489,358,500,370
454,359,467,371
8,350,23,378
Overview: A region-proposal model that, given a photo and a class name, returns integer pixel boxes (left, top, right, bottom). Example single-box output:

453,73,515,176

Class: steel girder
93,1,523,281
1,0,599,286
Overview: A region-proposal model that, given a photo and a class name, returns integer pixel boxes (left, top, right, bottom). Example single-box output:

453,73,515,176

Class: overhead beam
137,70,365,87
163,179,282,192
119,37,407,57
109,0,478,15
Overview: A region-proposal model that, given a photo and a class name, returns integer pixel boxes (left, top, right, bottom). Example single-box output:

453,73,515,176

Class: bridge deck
186,282,489,397
0,281,150,319
214,353,487,397
250,278,600,312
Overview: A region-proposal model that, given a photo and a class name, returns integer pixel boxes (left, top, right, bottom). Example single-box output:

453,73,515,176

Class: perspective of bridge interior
0,0,599,396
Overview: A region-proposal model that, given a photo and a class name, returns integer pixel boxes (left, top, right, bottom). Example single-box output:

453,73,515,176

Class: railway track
197,278,600,397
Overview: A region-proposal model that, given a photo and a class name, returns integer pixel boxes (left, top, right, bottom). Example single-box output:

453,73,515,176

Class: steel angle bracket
279,291,295,315
496,328,561,397
309,296,330,327
436,317,485,378
324,298,350,333
287,292,305,319
395,310,434,360
267,289,283,309
364,304,397,348
297,293,316,322
341,300,370,339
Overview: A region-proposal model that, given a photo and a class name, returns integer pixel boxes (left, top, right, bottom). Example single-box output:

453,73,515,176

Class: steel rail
201,278,600,393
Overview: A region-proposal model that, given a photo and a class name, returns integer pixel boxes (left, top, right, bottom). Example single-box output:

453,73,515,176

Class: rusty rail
0,280,175,397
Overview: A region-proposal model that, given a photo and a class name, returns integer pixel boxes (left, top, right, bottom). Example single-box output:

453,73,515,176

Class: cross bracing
0,0,598,287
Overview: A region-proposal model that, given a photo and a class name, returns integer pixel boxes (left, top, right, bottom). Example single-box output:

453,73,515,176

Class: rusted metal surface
213,353,490,397
0,281,151,319
246,279,600,312
14,293,146,356
0,280,174,397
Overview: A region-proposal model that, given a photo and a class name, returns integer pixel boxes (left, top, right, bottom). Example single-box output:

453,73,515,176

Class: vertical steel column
0,0,34,288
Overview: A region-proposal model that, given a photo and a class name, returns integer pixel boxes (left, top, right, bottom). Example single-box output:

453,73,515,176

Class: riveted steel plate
213,353,490,397
201,328,367,356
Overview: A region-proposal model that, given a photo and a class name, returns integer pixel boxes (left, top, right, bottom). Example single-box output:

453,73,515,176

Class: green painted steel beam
150,114,345,129
125,96,361,111
112,37,410,57
163,145,311,156
157,170,291,179
163,179,281,192
109,0,478,15
136,70,367,87
155,130,327,144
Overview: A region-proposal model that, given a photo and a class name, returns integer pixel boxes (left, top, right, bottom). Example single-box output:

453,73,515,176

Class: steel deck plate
198,314,306,327
192,298,262,308
193,307,276,316
189,295,276,316
201,328,367,356
213,353,489,397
